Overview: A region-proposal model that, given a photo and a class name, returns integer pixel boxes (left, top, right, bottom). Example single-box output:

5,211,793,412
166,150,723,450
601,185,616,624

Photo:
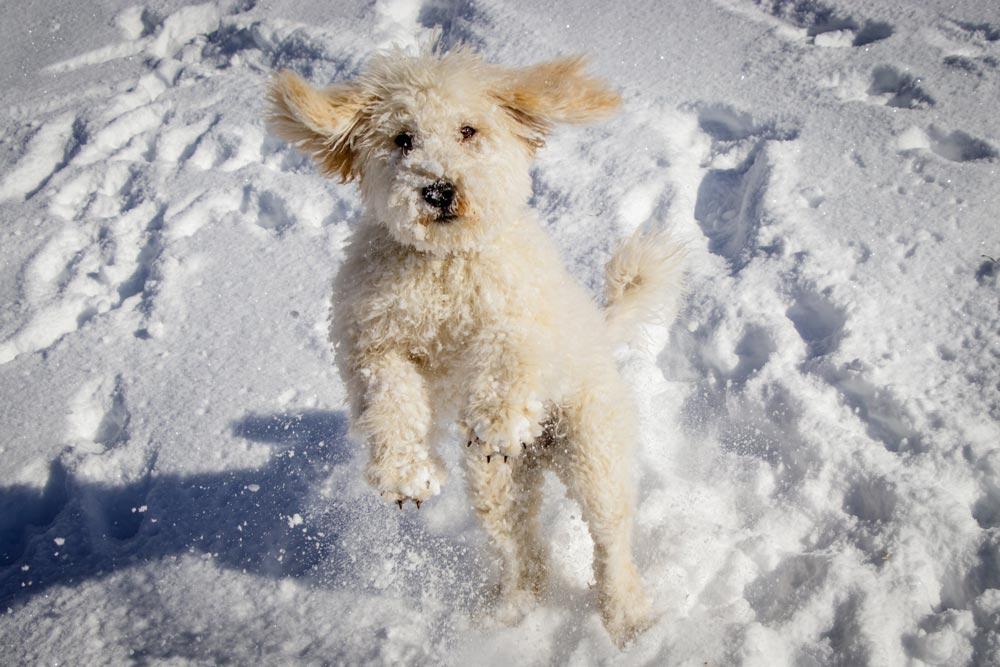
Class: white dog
267,44,684,646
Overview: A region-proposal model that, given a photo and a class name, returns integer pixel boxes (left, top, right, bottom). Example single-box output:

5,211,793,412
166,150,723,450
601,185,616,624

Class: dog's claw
397,499,404,510
415,500,422,510
467,433,524,463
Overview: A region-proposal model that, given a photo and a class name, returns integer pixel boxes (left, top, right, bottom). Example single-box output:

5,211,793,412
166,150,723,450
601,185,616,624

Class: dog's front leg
353,349,445,507
462,332,546,460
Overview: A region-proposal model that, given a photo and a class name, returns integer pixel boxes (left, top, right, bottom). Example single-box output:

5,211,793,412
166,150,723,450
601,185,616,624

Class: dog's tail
604,226,686,345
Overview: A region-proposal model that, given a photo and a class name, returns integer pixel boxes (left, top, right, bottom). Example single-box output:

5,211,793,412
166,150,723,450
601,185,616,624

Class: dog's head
267,47,619,255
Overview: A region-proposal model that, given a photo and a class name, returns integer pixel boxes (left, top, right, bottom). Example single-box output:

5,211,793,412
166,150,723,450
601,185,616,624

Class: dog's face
268,48,619,255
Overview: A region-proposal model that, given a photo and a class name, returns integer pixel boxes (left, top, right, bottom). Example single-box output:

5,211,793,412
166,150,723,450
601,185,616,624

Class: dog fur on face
267,45,685,647
268,47,619,256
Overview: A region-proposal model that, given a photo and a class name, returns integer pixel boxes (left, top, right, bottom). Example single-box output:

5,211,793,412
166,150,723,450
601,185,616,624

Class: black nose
421,181,455,211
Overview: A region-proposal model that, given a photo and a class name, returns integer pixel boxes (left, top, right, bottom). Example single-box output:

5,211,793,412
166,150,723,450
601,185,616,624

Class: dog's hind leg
553,385,654,647
465,447,548,620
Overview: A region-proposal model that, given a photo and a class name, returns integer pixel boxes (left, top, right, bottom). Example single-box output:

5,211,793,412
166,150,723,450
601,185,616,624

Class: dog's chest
353,252,482,361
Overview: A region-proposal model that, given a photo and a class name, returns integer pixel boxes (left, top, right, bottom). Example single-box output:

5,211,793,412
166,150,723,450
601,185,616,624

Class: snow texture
0,0,998,664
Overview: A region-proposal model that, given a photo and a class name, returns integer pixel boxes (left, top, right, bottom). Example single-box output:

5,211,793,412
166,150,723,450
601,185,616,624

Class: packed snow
1,0,999,664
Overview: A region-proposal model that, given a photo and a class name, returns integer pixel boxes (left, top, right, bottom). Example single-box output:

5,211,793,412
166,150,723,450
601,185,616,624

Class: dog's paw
598,581,657,648
603,606,657,648
494,588,539,625
471,583,541,629
366,460,446,509
467,399,545,459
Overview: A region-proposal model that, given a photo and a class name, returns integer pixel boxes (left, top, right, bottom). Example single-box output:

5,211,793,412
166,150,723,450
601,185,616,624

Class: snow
0,0,998,664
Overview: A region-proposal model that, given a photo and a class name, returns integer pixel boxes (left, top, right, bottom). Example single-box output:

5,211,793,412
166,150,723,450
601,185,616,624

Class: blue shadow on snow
0,410,371,608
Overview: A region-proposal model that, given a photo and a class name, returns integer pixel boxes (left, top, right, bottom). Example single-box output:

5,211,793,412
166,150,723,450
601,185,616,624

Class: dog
266,44,685,646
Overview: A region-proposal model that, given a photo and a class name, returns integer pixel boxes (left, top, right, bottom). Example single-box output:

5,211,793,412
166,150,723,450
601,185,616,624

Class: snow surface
1,0,999,664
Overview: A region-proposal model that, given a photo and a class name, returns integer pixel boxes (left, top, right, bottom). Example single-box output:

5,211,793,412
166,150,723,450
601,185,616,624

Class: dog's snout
421,181,455,211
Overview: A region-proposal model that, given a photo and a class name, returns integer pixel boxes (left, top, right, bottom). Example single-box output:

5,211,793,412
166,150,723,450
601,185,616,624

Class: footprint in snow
785,287,846,360
783,286,925,455
947,19,1000,43
0,460,70,568
814,362,925,454
66,374,131,452
692,103,799,273
243,186,298,234
842,472,899,525
935,19,1000,77
867,65,935,109
64,376,159,542
730,0,893,48
897,125,999,163
943,53,999,76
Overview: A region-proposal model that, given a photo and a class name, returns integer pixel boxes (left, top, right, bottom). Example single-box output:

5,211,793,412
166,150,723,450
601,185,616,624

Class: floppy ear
493,55,621,150
267,70,365,182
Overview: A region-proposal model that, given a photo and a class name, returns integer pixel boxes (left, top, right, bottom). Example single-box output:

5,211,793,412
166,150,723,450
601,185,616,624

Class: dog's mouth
415,211,460,227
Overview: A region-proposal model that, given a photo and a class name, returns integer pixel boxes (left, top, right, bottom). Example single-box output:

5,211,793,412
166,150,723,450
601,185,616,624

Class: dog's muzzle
421,180,456,220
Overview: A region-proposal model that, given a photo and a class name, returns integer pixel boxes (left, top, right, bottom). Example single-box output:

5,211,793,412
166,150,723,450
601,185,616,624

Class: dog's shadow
0,410,475,609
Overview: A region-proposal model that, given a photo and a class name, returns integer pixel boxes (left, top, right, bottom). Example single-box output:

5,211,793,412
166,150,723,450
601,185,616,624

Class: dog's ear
267,70,365,182
493,56,620,150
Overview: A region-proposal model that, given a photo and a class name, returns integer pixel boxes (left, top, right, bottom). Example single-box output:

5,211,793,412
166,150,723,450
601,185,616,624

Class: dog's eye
460,126,477,142
394,132,413,153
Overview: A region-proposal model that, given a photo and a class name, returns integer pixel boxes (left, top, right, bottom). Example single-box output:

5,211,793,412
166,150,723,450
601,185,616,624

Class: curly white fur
267,44,684,647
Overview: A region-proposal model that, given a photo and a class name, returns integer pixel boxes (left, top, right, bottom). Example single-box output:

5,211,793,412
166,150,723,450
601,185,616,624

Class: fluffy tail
604,226,686,345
